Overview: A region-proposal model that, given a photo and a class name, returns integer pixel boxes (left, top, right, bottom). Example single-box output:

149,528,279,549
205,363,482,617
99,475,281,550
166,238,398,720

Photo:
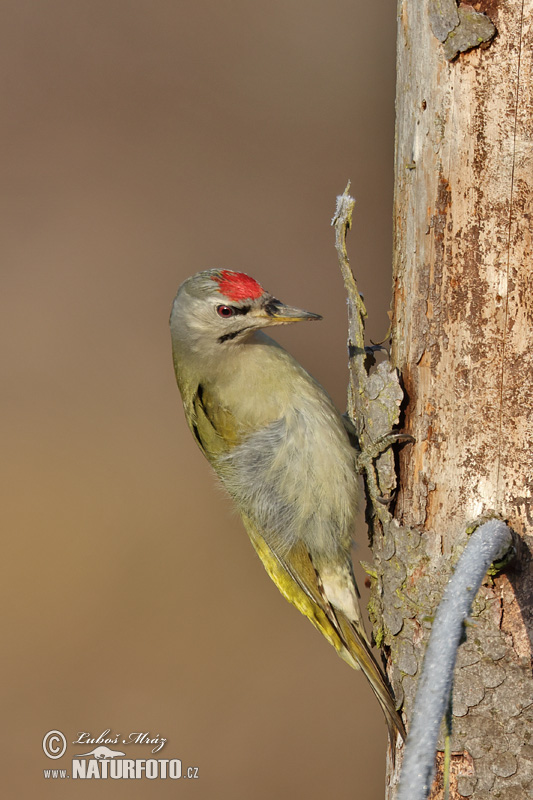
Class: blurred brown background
2,1,396,797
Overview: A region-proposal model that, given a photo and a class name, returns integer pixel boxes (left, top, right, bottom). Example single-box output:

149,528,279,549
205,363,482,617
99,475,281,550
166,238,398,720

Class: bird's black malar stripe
218,329,246,343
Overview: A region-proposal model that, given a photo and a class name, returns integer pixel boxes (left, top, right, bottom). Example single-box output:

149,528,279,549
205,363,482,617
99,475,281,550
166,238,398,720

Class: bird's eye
217,305,235,318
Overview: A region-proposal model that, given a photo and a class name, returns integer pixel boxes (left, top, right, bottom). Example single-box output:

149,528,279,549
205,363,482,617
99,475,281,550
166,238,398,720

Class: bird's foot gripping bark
360,430,415,463
355,431,415,507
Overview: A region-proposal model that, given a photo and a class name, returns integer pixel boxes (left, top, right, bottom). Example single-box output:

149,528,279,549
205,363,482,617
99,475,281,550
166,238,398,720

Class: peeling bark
379,0,533,796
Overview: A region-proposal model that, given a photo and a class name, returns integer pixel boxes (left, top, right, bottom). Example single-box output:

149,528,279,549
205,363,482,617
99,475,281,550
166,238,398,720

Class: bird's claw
356,430,414,469
376,492,395,506
355,430,414,506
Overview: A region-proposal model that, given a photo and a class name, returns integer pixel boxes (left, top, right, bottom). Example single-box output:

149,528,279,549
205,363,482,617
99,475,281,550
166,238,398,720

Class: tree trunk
382,1,533,796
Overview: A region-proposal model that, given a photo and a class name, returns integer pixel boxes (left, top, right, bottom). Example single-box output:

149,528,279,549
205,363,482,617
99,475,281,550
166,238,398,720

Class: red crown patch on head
213,270,264,302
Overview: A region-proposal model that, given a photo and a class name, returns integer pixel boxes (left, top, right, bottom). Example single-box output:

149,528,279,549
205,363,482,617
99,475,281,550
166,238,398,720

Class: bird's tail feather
244,519,405,745
336,612,406,744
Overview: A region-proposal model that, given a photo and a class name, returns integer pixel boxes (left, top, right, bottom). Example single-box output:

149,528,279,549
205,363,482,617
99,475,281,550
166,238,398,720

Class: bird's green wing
188,383,243,460
243,515,360,662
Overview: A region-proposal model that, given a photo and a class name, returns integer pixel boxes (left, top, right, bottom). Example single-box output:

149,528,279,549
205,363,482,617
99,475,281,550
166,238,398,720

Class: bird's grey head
170,269,321,356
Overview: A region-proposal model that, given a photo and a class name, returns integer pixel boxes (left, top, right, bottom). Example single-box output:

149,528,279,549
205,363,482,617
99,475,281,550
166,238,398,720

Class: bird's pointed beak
261,298,322,325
